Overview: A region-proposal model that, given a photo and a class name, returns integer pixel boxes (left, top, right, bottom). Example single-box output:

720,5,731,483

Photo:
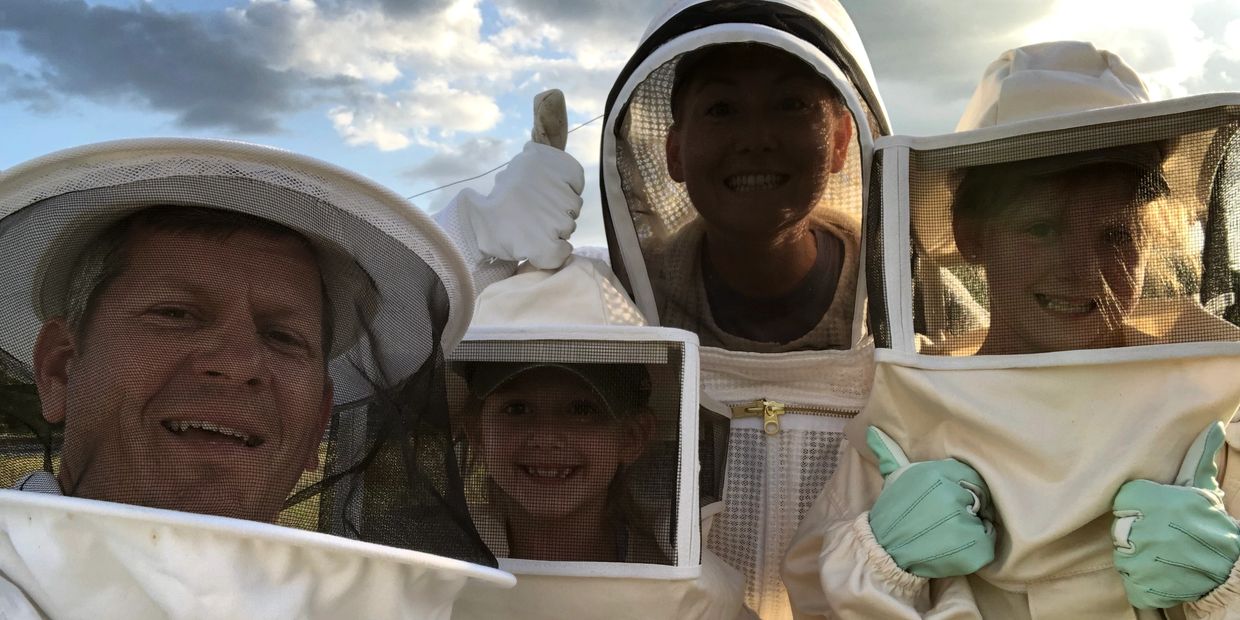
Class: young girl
785,42,1240,619
458,361,668,564
953,143,1173,354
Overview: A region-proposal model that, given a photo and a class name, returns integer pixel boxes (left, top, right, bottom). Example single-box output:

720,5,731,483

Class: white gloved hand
456,141,585,270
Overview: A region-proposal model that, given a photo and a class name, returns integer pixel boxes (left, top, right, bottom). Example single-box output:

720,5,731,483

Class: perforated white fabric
700,343,873,619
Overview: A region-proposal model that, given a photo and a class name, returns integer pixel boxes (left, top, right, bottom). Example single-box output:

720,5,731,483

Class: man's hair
668,42,846,124
64,206,335,358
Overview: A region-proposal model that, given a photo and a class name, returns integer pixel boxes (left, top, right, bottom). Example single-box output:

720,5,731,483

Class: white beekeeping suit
784,41,1240,619
597,1,890,617
448,257,747,619
0,138,514,619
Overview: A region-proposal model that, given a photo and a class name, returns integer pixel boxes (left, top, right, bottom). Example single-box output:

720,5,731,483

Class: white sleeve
784,440,983,619
431,195,519,293
0,575,47,620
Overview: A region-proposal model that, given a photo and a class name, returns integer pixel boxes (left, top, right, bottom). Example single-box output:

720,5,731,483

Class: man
0,138,505,619
26,206,334,523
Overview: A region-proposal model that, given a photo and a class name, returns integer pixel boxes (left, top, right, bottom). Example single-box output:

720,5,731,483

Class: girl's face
960,170,1151,354
474,367,648,521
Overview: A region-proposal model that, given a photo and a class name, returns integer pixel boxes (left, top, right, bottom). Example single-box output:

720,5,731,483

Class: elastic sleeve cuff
852,512,929,597
1186,555,1240,618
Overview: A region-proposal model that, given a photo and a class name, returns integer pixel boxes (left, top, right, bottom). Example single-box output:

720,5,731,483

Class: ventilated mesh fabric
874,105,1240,354
698,399,730,509
0,185,494,566
449,338,692,566
706,420,846,619
614,45,880,353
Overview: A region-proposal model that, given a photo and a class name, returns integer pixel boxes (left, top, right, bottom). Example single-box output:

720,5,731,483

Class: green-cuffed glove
1112,422,1240,609
866,426,997,578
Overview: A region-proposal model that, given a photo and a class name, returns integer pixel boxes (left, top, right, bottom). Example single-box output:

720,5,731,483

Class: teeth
725,173,786,192
523,466,574,479
162,420,262,447
1037,294,1095,315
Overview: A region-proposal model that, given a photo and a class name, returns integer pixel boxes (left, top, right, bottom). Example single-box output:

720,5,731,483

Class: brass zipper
729,399,859,435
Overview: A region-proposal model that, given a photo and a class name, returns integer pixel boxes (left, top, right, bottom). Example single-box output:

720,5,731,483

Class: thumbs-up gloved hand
866,426,998,578
456,141,585,270
1112,422,1240,609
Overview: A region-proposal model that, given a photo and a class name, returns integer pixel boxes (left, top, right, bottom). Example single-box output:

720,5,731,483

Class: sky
3,0,1240,247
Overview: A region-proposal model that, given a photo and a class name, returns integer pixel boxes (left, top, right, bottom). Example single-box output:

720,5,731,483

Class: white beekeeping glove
456,90,584,270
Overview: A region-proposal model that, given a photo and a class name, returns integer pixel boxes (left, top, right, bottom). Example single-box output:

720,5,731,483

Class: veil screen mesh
613,45,881,352
888,106,1240,354
450,339,688,565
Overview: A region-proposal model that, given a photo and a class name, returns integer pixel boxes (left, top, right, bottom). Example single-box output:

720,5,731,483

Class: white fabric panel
0,491,513,620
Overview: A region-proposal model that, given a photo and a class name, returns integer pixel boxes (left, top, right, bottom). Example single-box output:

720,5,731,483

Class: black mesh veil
868,98,1240,355
0,140,495,567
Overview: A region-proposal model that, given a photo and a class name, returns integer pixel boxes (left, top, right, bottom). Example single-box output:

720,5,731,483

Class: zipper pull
731,399,786,435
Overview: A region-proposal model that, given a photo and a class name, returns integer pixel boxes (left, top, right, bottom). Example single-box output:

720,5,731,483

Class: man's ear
828,110,855,174
32,319,75,424
303,380,334,471
619,411,656,464
666,125,685,183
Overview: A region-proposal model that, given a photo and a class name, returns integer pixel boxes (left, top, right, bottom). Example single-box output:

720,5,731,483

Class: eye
1103,226,1134,247
1024,222,1057,239
570,401,604,419
502,401,531,416
778,97,809,112
145,305,197,323
263,327,309,351
704,101,733,118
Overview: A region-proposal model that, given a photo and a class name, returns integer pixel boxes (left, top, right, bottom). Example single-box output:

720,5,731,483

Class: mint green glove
1112,422,1240,609
866,426,997,578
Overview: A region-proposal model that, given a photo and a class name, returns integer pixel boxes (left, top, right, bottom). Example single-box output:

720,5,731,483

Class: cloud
838,0,1240,134
0,0,306,133
330,78,504,150
0,62,56,112
403,136,511,184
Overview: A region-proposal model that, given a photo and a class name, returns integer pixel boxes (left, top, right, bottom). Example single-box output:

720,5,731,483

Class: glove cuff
1186,555,1240,617
854,512,928,595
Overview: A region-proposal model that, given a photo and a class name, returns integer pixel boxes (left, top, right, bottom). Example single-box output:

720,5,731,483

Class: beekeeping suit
596,2,890,617
783,41,1240,619
0,138,514,619
447,257,747,619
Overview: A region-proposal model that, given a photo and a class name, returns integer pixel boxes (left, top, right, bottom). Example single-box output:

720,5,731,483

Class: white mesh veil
601,0,889,353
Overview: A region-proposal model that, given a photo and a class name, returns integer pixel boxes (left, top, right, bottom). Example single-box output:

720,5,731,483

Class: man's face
666,45,853,239
33,227,332,522
960,170,1150,354
473,367,647,523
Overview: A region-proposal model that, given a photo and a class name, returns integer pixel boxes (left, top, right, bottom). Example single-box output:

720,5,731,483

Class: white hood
599,0,890,337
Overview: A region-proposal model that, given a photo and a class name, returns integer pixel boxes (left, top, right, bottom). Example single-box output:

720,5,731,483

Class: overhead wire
405,113,604,201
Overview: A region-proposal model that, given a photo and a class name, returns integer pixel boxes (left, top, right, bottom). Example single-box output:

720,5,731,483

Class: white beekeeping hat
956,40,1150,132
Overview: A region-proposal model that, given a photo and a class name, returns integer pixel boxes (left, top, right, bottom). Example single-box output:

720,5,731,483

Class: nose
1058,231,1104,285
734,113,778,153
523,414,567,450
193,317,268,388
